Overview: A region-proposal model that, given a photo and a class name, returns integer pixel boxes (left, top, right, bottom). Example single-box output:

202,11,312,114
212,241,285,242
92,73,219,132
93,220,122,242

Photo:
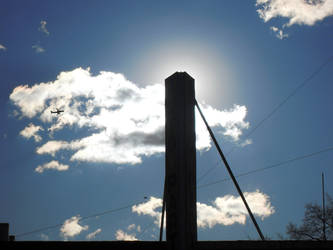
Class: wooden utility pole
165,72,197,250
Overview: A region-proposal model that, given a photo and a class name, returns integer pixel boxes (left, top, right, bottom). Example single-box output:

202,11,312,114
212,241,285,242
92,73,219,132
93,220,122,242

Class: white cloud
256,0,333,39
132,196,163,226
86,228,102,240
115,229,138,241
0,44,6,51
270,26,289,40
60,215,88,240
36,140,72,157
35,160,69,173
127,224,136,231
10,68,250,166
197,190,275,228
132,191,274,229
32,44,45,53
19,123,44,142
39,20,50,36
256,0,333,27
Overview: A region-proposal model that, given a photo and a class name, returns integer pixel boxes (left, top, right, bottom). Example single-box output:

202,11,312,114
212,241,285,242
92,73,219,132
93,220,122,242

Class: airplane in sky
50,108,64,115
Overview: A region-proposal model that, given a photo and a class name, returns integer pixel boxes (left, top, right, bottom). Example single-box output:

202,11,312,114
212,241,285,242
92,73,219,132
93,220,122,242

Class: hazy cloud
86,228,102,240
35,160,69,173
40,233,49,241
115,229,138,241
10,68,250,168
60,215,88,240
270,26,288,39
0,44,6,51
19,123,43,142
32,44,45,53
132,191,274,229
38,20,50,35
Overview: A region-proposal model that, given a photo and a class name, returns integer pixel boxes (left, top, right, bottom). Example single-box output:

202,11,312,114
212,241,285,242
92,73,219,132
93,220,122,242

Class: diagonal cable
195,99,265,241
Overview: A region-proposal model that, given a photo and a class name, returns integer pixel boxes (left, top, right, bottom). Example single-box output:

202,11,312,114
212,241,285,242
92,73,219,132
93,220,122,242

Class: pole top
165,72,194,82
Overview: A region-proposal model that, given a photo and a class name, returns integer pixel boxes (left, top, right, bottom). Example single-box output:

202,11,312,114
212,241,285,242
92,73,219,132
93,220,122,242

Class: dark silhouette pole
165,72,197,250
322,172,326,241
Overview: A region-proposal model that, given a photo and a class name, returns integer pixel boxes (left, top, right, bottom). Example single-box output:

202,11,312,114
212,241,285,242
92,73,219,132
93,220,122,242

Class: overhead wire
197,55,333,184
198,145,333,190
16,200,144,238
15,144,333,239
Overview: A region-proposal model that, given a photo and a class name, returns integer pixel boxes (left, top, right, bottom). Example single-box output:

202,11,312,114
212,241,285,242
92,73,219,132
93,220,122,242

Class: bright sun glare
138,41,235,106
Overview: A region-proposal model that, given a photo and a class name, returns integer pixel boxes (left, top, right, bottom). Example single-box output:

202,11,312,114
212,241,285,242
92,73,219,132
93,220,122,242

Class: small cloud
60,215,88,240
39,20,50,36
0,44,6,51
36,140,72,157
40,233,49,241
240,139,253,147
132,197,163,226
32,44,45,53
86,228,102,240
19,123,44,142
127,224,141,232
35,160,69,173
115,229,137,241
270,26,289,40
196,190,275,228
127,224,136,231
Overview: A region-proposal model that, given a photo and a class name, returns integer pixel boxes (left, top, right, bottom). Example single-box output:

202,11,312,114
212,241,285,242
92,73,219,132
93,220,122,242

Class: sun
136,40,235,106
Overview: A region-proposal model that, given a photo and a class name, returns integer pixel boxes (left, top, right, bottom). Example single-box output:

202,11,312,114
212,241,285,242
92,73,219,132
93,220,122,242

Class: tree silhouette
286,194,333,240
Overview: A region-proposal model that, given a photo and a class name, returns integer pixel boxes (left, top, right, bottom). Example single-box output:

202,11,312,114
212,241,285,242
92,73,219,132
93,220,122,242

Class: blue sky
1,0,333,241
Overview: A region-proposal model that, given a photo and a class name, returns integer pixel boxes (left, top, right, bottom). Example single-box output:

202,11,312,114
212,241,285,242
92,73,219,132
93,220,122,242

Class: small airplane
50,108,64,115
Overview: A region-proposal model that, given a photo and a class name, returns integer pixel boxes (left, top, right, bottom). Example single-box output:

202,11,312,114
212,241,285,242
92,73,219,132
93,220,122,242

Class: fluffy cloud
132,191,274,228
256,0,333,38
60,215,88,240
39,20,50,36
32,44,45,53
132,197,163,226
19,123,43,142
0,44,6,51
35,160,69,173
197,190,275,228
10,67,250,167
256,0,333,26
86,228,102,240
115,229,138,241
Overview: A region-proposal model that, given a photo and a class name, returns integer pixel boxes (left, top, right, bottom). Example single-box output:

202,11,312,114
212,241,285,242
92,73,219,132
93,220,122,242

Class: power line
16,200,143,238
197,55,333,183
15,145,333,239
198,146,333,190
